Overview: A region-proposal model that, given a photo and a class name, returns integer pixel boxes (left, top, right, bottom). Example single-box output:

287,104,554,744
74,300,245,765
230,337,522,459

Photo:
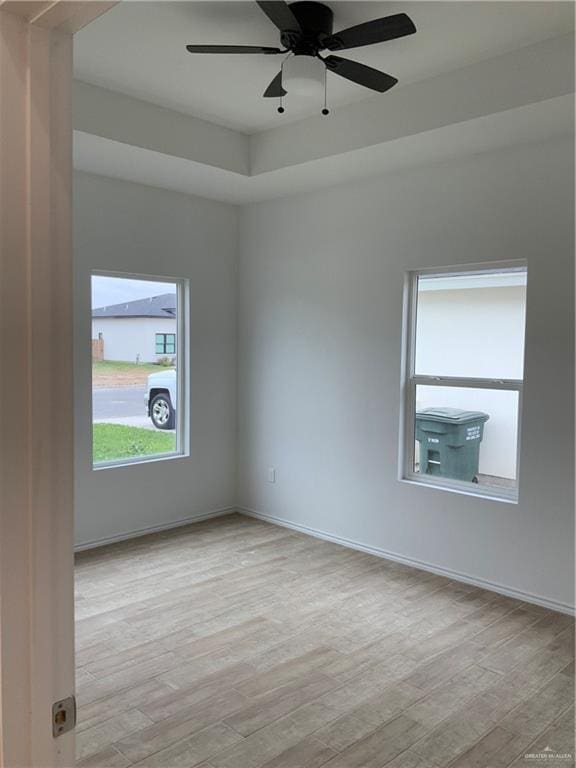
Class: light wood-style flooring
75,514,575,768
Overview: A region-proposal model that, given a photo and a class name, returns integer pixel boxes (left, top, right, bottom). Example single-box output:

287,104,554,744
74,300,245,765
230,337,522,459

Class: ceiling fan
185,1,416,114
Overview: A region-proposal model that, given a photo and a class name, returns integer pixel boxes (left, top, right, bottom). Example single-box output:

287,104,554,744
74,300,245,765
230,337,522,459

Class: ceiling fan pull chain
322,66,329,115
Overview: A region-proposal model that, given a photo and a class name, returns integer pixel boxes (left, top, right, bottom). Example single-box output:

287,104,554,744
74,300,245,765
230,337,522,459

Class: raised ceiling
74,1,574,133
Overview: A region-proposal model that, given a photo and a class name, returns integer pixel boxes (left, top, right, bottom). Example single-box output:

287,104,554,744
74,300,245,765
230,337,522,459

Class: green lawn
92,360,160,375
93,424,176,464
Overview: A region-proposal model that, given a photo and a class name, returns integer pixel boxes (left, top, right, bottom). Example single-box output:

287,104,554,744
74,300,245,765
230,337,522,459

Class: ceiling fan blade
323,13,416,51
186,44,283,54
263,71,287,98
256,1,302,32
324,55,398,92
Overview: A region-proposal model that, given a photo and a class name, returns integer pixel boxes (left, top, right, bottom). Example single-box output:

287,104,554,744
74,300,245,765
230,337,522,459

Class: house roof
92,293,176,318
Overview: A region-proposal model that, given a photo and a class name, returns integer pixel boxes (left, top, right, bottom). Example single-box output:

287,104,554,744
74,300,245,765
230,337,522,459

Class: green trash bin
415,407,489,483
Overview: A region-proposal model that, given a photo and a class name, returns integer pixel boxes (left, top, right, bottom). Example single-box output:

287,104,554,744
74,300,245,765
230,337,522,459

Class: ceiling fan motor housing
282,2,334,53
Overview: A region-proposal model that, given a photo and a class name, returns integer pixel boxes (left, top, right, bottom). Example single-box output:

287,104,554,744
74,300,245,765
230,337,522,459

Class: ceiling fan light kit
282,55,325,96
185,1,416,116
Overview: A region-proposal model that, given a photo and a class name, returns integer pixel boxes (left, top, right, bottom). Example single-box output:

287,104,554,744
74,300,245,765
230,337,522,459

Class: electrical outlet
267,467,276,483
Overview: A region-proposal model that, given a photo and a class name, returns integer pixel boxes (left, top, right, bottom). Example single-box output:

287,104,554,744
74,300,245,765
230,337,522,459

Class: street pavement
93,386,153,430
93,386,146,419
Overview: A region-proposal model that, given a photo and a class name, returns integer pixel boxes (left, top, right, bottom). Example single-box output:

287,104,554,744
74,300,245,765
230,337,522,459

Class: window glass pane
413,384,519,491
91,275,180,466
414,269,527,379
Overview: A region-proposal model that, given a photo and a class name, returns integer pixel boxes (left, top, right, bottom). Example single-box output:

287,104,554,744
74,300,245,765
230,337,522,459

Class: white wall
237,138,574,611
74,171,238,547
416,286,527,479
92,316,176,363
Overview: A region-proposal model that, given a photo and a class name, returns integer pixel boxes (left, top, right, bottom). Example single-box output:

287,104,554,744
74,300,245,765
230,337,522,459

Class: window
91,272,188,468
155,333,176,356
400,263,527,501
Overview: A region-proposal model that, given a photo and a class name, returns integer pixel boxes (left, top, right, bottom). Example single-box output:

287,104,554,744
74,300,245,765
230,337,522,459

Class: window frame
91,270,190,470
399,260,527,503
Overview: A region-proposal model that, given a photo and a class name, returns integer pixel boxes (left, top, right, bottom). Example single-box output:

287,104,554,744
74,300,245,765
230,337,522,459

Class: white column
0,2,96,763
0,10,75,765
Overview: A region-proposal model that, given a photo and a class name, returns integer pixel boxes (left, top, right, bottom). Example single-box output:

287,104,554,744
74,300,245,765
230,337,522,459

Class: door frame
0,3,117,765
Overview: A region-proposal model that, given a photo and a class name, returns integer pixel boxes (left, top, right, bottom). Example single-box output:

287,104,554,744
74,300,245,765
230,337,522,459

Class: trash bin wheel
472,476,479,484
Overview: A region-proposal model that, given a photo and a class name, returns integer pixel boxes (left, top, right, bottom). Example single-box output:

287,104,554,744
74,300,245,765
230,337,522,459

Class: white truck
145,369,176,430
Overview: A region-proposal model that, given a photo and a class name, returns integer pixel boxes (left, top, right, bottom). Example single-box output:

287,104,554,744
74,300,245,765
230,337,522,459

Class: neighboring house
92,293,177,363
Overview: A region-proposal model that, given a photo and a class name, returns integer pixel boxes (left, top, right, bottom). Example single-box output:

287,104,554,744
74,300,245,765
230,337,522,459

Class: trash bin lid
416,407,489,424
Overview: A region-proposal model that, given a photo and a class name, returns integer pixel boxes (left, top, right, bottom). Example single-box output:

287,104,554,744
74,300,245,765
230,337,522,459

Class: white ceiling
74,1,574,133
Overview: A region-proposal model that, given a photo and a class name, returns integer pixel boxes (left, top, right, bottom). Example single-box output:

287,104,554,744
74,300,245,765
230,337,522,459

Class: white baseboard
74,507,236,552
238,506,575,616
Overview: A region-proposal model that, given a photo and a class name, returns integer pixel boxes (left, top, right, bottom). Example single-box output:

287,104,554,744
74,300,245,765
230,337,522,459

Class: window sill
93,450,189,471
400,475,519,505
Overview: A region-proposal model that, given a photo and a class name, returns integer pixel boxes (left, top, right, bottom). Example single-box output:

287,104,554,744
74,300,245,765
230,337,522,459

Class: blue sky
92,275,175,309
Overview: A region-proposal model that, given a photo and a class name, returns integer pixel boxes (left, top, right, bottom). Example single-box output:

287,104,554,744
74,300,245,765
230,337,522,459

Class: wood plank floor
75,514,575,768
